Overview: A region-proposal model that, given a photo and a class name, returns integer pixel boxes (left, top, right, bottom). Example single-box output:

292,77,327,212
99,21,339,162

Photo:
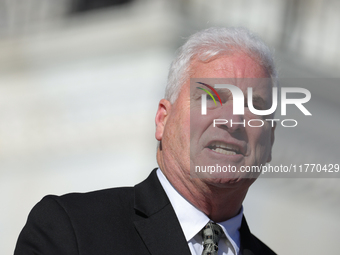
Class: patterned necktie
201,221,223,255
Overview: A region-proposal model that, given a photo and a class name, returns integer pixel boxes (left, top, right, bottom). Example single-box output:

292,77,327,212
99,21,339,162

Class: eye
245,96,265,110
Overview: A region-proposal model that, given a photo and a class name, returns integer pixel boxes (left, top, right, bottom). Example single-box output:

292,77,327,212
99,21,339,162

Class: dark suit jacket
15,169,276,255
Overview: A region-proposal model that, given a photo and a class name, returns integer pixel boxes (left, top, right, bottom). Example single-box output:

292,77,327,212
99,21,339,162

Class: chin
192,171,259,187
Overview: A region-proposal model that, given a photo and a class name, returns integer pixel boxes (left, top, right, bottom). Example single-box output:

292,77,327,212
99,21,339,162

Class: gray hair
165,27,277,103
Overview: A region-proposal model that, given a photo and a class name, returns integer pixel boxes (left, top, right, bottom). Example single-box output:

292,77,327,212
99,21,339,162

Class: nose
214,103,245,133
228,114,245,132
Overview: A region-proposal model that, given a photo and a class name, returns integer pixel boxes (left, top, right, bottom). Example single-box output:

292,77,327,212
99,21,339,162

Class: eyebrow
194,84,268,109
214,88,232,98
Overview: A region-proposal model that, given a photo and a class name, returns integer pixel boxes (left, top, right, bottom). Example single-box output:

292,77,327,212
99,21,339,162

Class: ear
155,99,171,141
266,121,276,163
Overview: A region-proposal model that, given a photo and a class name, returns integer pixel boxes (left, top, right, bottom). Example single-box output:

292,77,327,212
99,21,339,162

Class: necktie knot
201,222,223,255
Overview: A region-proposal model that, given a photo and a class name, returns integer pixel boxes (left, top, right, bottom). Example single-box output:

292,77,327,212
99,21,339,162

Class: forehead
188,53,272,100
190,53,269,79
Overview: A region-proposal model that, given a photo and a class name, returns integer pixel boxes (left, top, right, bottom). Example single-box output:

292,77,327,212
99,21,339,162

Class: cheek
170,108,191,149
189,107,216,146
246,125,272,160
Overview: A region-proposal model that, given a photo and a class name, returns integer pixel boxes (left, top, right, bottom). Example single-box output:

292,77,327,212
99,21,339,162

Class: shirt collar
156,168,243,249
157,168,208,241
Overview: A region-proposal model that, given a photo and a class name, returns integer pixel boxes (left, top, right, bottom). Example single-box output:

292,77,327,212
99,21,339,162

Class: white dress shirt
157,169,243,255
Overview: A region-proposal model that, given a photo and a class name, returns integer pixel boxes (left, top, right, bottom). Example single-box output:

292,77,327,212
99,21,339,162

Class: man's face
156,53,275,187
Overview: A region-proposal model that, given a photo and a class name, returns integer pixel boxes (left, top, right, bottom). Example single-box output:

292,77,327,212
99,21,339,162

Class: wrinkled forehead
188,53,270,78
190,77,274,106
188,53,271,87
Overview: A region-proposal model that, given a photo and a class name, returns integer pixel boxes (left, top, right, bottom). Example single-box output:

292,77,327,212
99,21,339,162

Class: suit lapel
239,216,259,255
133,169,191,255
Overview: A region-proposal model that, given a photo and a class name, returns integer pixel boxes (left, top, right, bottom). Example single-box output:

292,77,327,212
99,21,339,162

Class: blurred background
1,0,340,254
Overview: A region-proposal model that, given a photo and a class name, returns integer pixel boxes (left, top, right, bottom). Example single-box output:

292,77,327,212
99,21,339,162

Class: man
15,27,276,254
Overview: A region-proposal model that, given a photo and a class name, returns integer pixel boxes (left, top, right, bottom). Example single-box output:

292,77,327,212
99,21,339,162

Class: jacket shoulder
15,187,136,255
55,186,135,212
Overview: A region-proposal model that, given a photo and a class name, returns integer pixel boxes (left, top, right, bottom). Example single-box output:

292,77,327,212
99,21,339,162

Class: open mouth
207,141,241,156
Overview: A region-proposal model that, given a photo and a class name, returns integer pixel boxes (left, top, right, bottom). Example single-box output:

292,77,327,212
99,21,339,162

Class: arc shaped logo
196,82,223,106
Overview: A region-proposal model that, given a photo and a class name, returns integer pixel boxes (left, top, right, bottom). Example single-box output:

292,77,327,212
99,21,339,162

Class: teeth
213,148,236,155
210,141,240,155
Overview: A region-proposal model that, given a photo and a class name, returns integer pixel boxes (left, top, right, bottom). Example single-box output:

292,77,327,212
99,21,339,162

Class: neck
170,173,248,222
157,151,252,222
